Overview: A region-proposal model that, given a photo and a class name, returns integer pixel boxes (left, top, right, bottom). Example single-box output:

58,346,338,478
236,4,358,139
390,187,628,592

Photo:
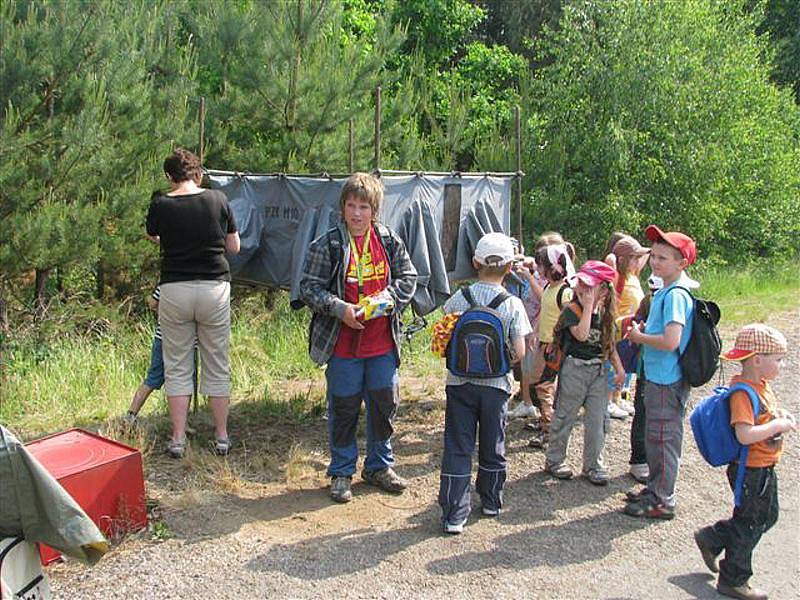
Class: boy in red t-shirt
298,173,417,504
693,324,796,600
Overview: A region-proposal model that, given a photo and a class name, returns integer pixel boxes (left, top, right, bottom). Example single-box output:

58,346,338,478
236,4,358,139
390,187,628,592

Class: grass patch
691,260,799,326
1,262,796,438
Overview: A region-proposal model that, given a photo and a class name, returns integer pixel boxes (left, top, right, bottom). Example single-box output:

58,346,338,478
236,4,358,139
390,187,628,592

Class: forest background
1,0,799,433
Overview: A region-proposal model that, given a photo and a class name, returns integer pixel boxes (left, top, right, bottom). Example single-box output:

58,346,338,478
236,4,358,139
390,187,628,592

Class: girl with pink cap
543,260,626,485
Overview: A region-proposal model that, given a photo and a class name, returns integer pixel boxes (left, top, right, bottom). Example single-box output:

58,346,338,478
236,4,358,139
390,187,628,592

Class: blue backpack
690,383,760,506
446,286,512,378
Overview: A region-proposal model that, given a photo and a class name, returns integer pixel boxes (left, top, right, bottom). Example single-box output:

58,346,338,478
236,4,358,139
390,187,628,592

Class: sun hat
612,235,649,258
474,232,515,266
645,225,697,265
722,323,788,361
573,260,617,287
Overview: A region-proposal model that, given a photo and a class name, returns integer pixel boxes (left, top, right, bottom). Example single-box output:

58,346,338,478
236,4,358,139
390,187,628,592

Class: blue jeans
326,352,398,477
144,337,165,389
439,383,508,525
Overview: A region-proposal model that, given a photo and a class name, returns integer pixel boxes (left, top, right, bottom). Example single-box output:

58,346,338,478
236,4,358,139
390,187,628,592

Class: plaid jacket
299,222,417,365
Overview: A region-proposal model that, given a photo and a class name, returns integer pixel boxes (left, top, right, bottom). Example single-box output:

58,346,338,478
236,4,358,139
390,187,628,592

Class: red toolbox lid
26,428,140,479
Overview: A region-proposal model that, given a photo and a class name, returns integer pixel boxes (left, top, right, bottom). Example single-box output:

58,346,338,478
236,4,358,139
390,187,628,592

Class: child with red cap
543,260,625,485
693,324,795,600
625,225,698,519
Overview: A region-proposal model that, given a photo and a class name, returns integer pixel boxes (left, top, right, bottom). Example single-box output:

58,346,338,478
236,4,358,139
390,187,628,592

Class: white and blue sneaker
443,519,465,534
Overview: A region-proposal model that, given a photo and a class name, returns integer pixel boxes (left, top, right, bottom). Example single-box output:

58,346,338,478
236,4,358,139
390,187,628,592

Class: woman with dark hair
146,148,240,458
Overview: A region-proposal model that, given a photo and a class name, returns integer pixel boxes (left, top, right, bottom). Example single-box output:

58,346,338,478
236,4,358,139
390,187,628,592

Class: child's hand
778,413,797,433
342,304,365,330
627,321,645,343
613,369,626,388
577,287,595,308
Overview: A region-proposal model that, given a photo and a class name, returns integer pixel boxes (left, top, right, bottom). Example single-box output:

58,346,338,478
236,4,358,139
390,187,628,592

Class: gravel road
49,313,800,599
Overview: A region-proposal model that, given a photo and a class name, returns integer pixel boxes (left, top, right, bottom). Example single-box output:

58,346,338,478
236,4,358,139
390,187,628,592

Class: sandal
167,438,186,459
214,438,232,456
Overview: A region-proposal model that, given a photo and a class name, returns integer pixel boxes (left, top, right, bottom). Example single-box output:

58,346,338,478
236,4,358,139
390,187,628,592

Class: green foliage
0,0,197,301
188,0,406,172
390,0,485,67
526,0,800,259
0,0,798,320
758,0,800,102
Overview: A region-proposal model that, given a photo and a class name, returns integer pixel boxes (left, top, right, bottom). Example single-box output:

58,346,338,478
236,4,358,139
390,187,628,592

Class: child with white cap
437,232,532,534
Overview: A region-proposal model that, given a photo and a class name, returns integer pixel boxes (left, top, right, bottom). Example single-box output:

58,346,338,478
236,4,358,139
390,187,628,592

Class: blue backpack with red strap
690,382,760,506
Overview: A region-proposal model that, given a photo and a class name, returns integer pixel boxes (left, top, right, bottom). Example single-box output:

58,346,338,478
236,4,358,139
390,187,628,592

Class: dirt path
49,313,800,599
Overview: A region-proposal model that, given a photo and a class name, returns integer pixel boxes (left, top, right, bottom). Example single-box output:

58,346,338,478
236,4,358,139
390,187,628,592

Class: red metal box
25,428,147,565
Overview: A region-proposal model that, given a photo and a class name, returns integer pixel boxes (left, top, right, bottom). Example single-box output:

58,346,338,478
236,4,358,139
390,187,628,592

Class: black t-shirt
146,189,238,283
559,302,603,360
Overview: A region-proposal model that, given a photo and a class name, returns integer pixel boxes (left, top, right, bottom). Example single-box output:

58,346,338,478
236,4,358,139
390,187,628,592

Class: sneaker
167,438,186,459
481,506,500,517
583,468,610,486
629,463,649,484
361,467,408,494
123,411,138,426
214,438,232,456
716,581,768,600
623,497,675,520
618,399,636,415
507,402,538,419
330,476,353,503
608,403,629,420
443,520,465,535
694,529,720,573
624,487,650,502
528,430,548,449
544,462,573,480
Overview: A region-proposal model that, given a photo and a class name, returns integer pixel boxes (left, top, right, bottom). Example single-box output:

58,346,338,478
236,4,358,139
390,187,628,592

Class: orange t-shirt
729,375,783,467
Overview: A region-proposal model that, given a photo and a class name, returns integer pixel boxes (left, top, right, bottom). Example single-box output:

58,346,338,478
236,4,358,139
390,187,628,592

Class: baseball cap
722,323,788,361
474,232,515,266
612,235,649,258
573,260,617,287
645,225,697,265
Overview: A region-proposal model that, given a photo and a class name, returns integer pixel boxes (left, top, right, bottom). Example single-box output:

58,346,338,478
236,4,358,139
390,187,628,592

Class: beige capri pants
159,280,231,397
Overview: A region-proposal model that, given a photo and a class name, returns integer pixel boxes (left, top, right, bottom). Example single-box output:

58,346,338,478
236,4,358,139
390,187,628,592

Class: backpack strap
727,382,761,507
461,285,476,308
556,282,570,309
487,290,511,310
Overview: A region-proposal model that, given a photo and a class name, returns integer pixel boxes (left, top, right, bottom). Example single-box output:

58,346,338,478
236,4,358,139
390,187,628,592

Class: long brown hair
598,281,618,359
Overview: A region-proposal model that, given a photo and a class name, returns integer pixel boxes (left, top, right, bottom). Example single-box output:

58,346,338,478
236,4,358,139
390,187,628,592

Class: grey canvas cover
205,171,513,316
0,426,108,565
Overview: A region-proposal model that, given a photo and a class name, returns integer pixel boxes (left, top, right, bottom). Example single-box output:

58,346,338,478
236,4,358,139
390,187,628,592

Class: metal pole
198,97,206,166
514,105,523,242
349,118,355,173
374,86,381,171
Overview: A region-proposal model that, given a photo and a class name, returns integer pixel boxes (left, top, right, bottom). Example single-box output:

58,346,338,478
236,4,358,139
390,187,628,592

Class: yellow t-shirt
539,282,573,343
618,273,644,317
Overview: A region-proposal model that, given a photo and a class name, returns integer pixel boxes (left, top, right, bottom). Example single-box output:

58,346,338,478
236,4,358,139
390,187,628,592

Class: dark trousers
697,464,779,586
438,383,508,525
629,373,647,465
